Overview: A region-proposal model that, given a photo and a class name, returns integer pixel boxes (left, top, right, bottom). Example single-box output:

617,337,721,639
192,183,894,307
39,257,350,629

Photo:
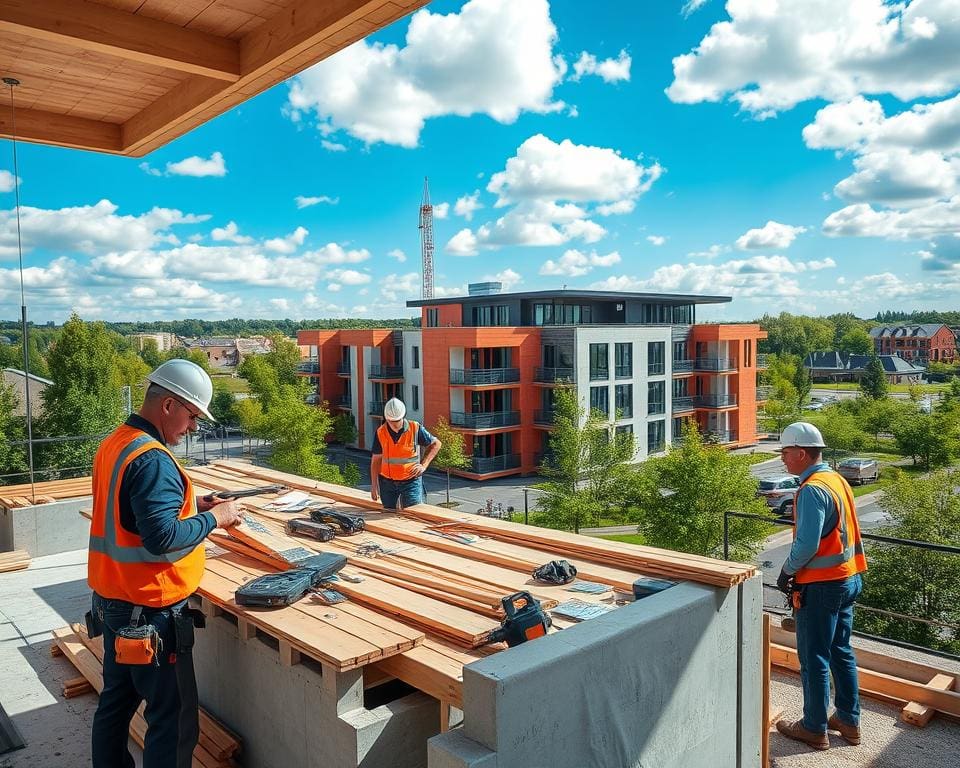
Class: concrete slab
0,498,91,558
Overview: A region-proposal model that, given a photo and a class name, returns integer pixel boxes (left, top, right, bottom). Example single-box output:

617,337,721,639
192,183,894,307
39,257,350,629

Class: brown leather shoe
776,719,829,750
828,713,861,745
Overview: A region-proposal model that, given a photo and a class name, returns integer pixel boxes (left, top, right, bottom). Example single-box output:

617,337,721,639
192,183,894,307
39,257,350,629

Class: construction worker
774,421,867,752
370,397,441,510
87,359,243,768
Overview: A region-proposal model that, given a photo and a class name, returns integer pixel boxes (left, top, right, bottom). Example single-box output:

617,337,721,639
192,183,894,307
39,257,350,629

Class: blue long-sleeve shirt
782,462,839,576
118,415,216,555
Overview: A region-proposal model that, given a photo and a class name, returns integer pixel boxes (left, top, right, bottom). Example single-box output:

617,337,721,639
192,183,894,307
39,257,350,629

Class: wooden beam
0,105,122,154
0,0,240,81
901,674,955,727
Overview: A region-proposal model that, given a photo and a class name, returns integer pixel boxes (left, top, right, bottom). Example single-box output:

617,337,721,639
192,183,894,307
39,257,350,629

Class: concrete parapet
429,576,763,768
0,497,92,557
193,611,441,768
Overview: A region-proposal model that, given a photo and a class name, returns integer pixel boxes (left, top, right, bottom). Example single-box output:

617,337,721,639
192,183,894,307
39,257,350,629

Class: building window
648,381,665,415
648,341,665,375
411,384,419,411
412,346,420,369
672,377,688,397
533,303,592,326
647,420,666,453
615,384,633,419
673,341,688,362
589,343,609,380
615,343,633,378
426,308,439,327
615,424,634,451
589,386,609,418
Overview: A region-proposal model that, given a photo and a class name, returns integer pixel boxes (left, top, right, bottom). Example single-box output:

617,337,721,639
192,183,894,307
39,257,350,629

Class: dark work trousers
90,592,200,768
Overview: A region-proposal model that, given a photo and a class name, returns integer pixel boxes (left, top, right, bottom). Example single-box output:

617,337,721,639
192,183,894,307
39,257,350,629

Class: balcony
756,385,773,401
450,367,520,385
534,409,556,426
297,359,319,373
335,394,352,408
672,396,695,413
336,361,351,375
369,365,403,379
672,359,694,373
534,367,575,383
469,454,521,474
695,393,737,408
648,361,665,376
450,411,521,430
368,400,386,416
647,402,665,416
756,354,769,368
695,357,736,372
706,430,737,444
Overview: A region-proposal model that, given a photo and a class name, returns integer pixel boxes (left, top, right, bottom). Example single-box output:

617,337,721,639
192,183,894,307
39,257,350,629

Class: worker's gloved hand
776,569,794,595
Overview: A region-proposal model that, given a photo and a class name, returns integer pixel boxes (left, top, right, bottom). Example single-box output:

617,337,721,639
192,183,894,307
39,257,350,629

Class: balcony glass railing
695,358,736,372
672,359,694,373
369,365,404,379
450,411,521,429
469,454,521,474
648,361,666,375
671,396,695,413
694,393,737,408
368,400,386,416
647,401,665,416
756,385,773,400
335,394,351,408
706,430,737,444
297,359,320,373
336,361,351,375
756,354,769,368
534,409,556,425
534,367,575,383
449,367,520,385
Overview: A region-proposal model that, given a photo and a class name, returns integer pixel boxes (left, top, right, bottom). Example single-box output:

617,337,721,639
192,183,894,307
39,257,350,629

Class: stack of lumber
0,476,93,508
51,625,241,767
0,549,30,573
769,623,960,726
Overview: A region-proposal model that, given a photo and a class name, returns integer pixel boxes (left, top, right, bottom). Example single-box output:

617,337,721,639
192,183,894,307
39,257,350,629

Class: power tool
202,484,287,503
308,507,365,535
483,591,551,647
286,518,336,542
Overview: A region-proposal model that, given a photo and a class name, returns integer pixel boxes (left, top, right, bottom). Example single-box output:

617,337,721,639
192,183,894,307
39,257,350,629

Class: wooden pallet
0,477,93,508
0,549,30,573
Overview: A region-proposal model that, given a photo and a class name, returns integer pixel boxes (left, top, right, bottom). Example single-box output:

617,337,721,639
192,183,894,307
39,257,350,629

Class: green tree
111,350,151,411
209,387,237,425
37,315,126,477
764,353,800,406
837,326,873,355
0,383,27,484
859,355,888,399
139,338,164,369
857,397,908,449
792,360,812,406
627,423,772,561
331,412,357,445
759,313,834,358
534,388,633,532
430,416,470,506
342,461,362,488
260,335,301,387
892,411,959,468
856,469,960,654
805,408,868,457
760,396,797,437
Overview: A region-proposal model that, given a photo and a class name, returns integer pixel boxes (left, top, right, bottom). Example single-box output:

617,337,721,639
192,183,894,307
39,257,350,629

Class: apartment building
869,323,958,364
298,288,767,479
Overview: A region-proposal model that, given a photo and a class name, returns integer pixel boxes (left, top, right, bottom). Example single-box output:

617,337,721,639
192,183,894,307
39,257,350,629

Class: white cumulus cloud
387,248,407,262
735,221,807,250
454,191,483,221
166,151,227,178
0,170,20,192
295,195,339,209
264,226,309,254
539,249,621,277
211,221,252,244
571,50,631,83
646,235,667,246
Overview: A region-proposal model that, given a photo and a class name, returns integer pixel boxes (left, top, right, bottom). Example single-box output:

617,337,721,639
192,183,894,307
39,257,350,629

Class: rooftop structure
869,323,957,364
805,351,925,384
1,367,52,417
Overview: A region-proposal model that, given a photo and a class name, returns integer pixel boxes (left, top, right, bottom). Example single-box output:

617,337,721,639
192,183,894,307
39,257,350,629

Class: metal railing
695,393,737,408
756,385,773,400
672,359,694,373
449,411,521,429
706,430,737,443
369,365,403,379
647,401,665,416
648,361,665,375
449,367,520,385
756,354,769,368
336,361,351,375
534,367,575,383
672,396,695,413
335,394,352,408
534,409,556,425
368,400,386,416
696,357,736,372
469,454,521,473
297,360,320,373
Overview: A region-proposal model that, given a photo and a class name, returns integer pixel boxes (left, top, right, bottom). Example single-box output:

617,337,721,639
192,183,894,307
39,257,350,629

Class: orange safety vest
377,420,421,481
793,468,867,585
88,424,206,607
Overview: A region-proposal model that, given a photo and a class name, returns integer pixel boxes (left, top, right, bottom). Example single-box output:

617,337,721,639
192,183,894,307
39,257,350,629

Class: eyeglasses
169,397,202,422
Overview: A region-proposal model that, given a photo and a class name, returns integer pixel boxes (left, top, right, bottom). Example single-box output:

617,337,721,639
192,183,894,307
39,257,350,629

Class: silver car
837,457,880,485
757,475,800,516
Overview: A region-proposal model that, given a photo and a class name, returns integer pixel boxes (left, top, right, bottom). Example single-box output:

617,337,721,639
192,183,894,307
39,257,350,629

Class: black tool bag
234,554,348,608
532,559,578,585
308,507,365,535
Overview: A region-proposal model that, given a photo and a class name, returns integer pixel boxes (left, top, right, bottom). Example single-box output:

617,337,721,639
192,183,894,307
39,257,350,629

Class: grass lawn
212,375,249,394
596,533,646,545
739,452,779,465
812,382,949,394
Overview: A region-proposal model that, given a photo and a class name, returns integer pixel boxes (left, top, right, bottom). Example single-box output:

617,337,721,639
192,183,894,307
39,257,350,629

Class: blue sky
2,0,959,323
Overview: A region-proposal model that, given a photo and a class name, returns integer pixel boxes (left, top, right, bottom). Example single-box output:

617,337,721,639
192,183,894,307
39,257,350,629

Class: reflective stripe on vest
378,421,421,480
794,469,867,583
88,434,197,564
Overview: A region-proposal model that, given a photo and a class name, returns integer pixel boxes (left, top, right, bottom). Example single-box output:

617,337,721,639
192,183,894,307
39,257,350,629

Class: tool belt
115,606,162,666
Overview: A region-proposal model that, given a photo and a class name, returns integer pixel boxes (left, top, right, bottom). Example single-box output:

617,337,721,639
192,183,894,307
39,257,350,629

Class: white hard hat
780,422,826,449
383,397,406,420
146,359,215,421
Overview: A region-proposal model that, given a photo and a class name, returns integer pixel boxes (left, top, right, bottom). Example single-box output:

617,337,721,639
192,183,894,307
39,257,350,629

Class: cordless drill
484,591,552,647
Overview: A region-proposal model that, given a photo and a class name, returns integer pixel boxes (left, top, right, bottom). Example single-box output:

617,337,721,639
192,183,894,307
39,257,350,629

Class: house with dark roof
869,323,957,364
804,352,924,384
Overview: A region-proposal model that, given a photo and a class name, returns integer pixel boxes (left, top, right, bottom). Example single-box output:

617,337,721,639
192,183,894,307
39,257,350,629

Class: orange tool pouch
791,589,803,611
115,606,162,666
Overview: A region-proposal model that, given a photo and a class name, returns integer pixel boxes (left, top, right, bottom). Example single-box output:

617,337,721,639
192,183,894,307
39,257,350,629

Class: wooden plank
901,674,955,727
0,0,241,80
0,103,122,151
278,639,300,667
374,644,465,709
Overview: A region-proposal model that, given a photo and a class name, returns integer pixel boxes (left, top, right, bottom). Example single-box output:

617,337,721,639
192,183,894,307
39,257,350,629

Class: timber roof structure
0,0,429,156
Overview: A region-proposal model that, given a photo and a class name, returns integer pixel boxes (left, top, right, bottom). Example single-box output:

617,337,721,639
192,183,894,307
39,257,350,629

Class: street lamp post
522,487,530,525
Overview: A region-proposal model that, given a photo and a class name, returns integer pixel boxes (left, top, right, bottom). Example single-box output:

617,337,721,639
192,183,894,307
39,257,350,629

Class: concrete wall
0,498,91,557
194,611,441,768
429,576,763,768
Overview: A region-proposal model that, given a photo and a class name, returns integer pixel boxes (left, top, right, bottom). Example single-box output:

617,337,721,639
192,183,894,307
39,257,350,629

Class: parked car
802,401,825,411
757,475,800,516
836,457,880,485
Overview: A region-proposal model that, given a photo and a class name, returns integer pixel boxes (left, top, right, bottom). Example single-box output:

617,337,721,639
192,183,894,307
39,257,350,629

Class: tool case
286,518,336,542
308,507,365,535
235,553,348,607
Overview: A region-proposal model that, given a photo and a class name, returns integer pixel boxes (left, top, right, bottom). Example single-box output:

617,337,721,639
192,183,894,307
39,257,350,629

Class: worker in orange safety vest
370,397,441,510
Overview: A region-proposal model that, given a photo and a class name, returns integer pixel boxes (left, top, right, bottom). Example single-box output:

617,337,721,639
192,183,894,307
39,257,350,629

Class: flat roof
407,289,731,308
0,0,430,156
